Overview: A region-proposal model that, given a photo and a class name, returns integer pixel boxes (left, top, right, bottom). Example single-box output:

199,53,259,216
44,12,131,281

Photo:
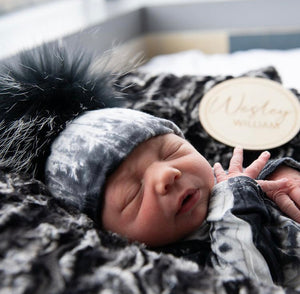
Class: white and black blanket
1,65,300,293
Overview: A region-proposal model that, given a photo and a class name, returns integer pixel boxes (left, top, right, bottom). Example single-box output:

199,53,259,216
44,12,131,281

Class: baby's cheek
129,214,173,246
185,198,209,228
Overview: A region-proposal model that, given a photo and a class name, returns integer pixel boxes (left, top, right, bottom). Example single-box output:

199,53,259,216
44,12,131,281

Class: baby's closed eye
122,182,143,211
163,142,183,160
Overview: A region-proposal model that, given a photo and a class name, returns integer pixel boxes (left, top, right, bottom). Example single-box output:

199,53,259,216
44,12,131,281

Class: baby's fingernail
280,178,288,182
234,146,243,153
262,151,270,157
278,178,289,185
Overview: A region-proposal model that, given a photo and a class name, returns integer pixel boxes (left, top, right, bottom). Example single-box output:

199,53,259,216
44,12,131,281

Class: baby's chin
145,222,206,248
132,228,191,247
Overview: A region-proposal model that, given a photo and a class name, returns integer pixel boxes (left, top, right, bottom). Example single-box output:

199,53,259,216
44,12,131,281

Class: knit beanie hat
45,108,184,223
0,43,184,224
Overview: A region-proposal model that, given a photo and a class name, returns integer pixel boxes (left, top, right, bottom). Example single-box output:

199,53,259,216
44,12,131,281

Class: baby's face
102,134,214,247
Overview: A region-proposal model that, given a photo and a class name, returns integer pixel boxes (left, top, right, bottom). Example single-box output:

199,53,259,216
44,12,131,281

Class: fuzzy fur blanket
1,57,300,293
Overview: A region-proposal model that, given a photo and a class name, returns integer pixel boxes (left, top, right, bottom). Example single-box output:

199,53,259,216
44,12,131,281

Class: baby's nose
155,167,181,195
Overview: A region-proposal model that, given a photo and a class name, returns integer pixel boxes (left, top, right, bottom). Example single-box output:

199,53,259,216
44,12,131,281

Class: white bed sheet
140,49,300,91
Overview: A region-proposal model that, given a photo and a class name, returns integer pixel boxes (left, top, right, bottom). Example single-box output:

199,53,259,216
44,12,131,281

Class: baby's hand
258,166,300,223
214,146,270,182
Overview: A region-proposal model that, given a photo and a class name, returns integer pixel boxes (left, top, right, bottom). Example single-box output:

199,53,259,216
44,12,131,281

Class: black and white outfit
159,158,300,291
0,43,299,294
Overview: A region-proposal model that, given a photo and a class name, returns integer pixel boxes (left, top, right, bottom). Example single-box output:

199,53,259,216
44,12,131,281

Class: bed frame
62,0,300,61
1,0,300,63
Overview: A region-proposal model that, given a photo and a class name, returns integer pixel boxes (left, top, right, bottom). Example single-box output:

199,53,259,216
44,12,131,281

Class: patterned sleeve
207,176,300,289
257,157,300,180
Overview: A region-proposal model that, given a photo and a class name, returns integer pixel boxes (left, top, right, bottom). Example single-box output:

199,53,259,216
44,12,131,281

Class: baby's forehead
135,133,183,152
119,133,181,164
128,134,184,169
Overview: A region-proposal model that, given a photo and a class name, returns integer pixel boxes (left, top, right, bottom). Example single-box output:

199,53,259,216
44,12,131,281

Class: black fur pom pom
0,42,125,179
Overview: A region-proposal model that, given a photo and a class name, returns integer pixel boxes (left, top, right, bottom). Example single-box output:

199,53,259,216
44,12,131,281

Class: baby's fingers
228,146,243,173
259,179,300,223
244,151,270,179
286,181,300,210
257,178,288,193
214,162,227,183
271,192,300,223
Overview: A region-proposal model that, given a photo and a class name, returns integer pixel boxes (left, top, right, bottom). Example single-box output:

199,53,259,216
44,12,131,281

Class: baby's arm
214,147,300,223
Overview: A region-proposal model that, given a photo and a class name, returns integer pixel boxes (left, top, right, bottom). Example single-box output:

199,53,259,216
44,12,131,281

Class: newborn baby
45,108,300,247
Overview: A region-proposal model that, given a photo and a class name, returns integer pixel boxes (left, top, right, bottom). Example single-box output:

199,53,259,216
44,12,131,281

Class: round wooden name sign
199,77,300,150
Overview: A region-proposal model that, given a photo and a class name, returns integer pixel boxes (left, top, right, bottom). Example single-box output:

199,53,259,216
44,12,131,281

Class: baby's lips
176,188,199,215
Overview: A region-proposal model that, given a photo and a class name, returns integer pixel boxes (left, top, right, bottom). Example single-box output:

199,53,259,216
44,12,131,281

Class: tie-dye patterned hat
0,42,183,224
45,108,183,223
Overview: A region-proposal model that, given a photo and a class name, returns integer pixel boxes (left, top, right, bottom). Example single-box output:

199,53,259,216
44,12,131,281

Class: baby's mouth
176,189,200,215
